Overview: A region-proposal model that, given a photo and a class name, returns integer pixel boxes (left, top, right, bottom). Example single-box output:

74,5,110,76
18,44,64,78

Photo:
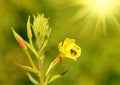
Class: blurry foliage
0,0,120,85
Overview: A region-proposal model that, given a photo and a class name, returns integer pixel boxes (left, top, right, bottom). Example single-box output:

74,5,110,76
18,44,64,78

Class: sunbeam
70,0,120,39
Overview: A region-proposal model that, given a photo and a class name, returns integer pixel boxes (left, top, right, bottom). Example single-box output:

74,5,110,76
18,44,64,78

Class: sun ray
69,8,90,23
79,12,98,38
70,0,120,38
110,15,120,28
102,16,107,36
93,15,107,39
108,14,120,32
93,16,101,39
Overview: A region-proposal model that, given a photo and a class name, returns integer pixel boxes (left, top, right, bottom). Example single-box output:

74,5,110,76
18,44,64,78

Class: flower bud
27,16,32,41
11,28,27,51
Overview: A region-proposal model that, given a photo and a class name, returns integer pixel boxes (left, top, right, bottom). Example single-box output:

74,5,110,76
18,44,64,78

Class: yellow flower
58,38,81,61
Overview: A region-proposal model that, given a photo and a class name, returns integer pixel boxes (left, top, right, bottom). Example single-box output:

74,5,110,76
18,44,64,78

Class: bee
70,49,77,56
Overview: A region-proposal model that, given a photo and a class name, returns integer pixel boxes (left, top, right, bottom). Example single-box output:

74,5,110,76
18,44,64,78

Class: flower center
70,49,77,56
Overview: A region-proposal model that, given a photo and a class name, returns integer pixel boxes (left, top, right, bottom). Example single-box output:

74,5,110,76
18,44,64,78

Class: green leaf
41,27,51,51
48,74,62,84
24,41,39,59
39,51,44,63
27,15,32,42
60,69,69,75
27,73,40,85
48,70,69,84
15,63,38,74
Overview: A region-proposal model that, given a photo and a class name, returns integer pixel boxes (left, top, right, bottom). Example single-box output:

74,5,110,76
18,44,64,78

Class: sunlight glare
85,0,116,15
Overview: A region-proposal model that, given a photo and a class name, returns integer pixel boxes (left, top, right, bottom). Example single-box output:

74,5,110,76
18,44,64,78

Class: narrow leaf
48,70,69,84
24,41,39,58
27,16,32,41
60,69,69,75
15,63,37,74
27,73,40,85
48,74,62,83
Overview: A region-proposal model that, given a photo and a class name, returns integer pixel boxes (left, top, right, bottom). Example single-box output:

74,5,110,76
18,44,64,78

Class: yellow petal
58,38,81,61
58,42,65,54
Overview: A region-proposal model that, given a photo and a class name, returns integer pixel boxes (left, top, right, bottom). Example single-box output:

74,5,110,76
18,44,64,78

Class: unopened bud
27,16,32,41
11,27,27,51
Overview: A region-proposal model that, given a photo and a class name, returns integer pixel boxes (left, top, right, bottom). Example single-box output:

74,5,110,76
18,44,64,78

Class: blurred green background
0,0,120,85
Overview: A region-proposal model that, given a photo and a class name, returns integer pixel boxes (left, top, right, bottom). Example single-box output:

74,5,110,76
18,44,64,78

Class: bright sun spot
86,0,116,15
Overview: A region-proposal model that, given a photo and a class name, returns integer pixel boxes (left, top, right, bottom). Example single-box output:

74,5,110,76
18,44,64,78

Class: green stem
25,50,38,72
24,41,39,59
38,50,44,85
45,56,61,84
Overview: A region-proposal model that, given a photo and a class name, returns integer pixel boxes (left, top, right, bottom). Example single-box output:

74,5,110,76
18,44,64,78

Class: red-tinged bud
11,27,27,51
